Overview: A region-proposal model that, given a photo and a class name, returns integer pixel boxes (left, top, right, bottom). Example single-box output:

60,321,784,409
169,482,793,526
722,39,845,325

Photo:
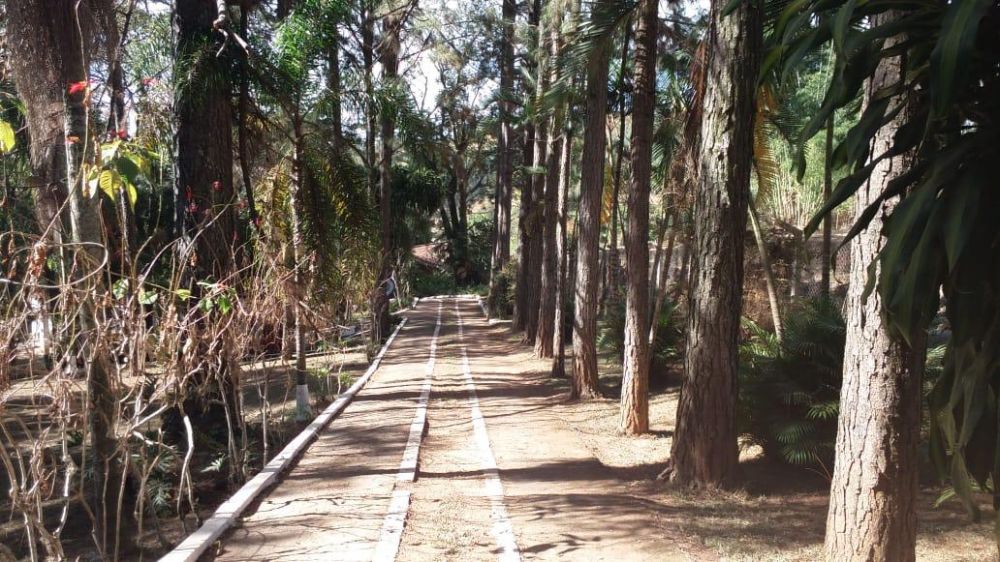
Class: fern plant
738,297,845,468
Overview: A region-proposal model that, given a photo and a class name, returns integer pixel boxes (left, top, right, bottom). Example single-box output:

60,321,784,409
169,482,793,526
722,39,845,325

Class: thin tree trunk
748,194,783,341
600,23,631,317
824,13,923,560
361,6,378,198
821,114,834,296
649,203,676,346
619,0,656,435
489,0,516,309
571,0,614,400
514,123,536,331
373,12,402,342
291,114,311,420
238,6,260,238
552,95,575,378
327,27,344,152
668,0,761,487
535,12,565,358
522,1,547,342
511,0,545,332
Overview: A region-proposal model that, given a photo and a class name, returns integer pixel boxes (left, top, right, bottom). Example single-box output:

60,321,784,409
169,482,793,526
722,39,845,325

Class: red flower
186,202,199,214
67,81,89,95
117,129,128,140
141,77,158,87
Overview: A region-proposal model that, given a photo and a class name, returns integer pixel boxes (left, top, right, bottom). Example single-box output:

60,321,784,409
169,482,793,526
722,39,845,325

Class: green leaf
831,0,858,56
942,164,985,271
139,289,158,306
929,0,992,117
175,288,193,301
98,169,123,200
112,279,129,300
0,120,15,153
125,182,139,208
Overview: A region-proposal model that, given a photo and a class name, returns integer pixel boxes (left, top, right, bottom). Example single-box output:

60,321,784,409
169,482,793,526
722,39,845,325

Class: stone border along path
454,297,523,562
372,298,442,562
159,316,410,562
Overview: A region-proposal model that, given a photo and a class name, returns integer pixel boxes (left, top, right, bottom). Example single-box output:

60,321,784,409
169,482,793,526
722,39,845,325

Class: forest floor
205,295,997,562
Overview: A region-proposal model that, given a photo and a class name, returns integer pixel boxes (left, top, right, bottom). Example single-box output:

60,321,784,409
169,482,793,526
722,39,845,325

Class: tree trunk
619,0,656,435
535,129,561,356
823,14,923,560
514,123,536,331
514,0,541,333
552,97,575,378
535,14,564,358
748,194,783,341
522,2,547,342
361,6,378,198
571,0,614,400
668,0,761,487
821,114,834,296
328,25,344,152
175,0,238,279
238,6,260,237
8,2,118,554
600,24,631,317
489,0,516,308
649,207,677,347
373,12,402,342
291,115,311,420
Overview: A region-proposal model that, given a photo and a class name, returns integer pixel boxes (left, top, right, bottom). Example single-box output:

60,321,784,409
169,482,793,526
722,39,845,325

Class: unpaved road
210,296,709,562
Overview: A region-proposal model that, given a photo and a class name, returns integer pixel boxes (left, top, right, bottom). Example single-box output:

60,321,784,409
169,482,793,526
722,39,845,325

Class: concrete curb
159,317,410,562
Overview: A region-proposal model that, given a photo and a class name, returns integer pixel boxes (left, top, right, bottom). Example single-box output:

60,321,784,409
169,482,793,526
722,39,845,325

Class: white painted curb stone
159,317,409,562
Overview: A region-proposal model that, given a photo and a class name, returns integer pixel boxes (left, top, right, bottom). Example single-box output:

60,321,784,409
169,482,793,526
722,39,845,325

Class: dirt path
210,296,709,561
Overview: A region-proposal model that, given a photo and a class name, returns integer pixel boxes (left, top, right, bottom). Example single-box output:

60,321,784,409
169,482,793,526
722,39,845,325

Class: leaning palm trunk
668,0,761,487
748,194,783,342
823,12,925,561
619,0,657,435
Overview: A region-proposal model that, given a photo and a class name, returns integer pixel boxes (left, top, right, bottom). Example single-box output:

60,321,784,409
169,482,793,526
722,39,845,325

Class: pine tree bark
522,2,547,342
8,2,118,553
619,0,656,434
361,5,378,198
823,13,924,560
175,0,238,279
571,0,613,399
535,13,564,358
373,12,402,342
514,123,536,330
489,0,516,308
668,0,760,487
552,99,575,378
